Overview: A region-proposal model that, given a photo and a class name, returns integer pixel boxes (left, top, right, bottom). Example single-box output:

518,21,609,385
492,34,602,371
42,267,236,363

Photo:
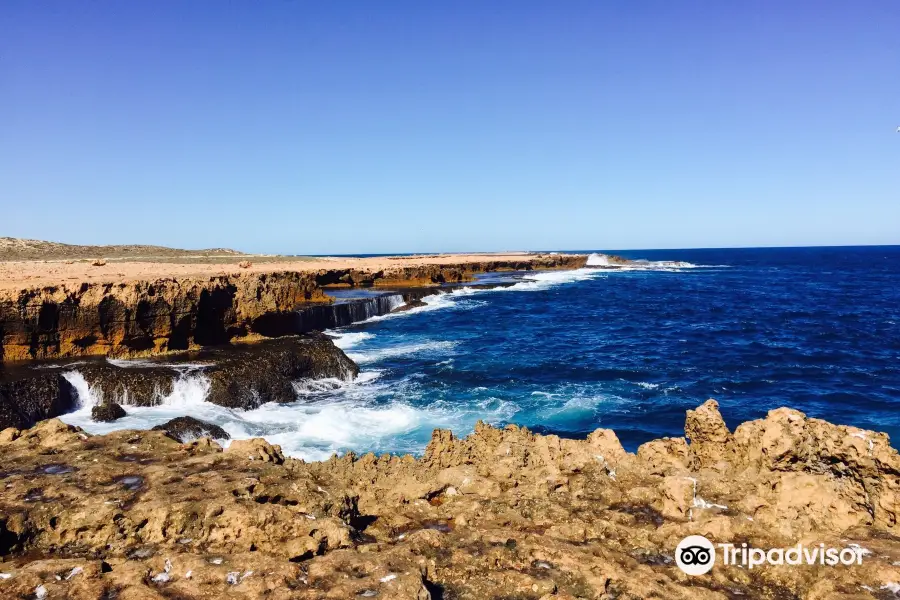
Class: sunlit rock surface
1,400,898,599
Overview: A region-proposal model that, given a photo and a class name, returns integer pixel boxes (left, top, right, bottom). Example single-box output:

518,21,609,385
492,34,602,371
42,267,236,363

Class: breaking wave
587,252,726,271
54,252,745,460
61,369,211,409
346,340,459,365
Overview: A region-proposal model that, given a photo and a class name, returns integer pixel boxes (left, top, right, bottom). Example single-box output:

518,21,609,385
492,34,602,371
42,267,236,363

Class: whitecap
586,253,611,266
587,252,727,272
327,331,375,350
346,340,458,365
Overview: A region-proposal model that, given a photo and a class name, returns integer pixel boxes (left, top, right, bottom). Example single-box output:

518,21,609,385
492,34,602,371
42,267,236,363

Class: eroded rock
0,403,898,599
0,370,77,430
0,255,589,362
225,438,285,464
0,334,358,428
204,334,358,409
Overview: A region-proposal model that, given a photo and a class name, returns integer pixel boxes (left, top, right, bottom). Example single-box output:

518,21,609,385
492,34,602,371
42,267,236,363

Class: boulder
151,416,229,442
91,402,126,422
204,334,358,409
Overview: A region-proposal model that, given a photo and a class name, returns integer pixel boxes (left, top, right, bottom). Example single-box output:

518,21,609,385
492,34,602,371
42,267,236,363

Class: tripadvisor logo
676,535,716,575
675,535,868,575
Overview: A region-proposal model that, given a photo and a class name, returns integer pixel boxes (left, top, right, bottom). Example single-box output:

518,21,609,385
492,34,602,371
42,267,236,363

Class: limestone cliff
0,255,586,362
0,272,326,362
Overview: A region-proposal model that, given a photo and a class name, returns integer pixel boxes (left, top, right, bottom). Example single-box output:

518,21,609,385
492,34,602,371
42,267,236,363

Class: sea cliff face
0,400,898,599
0,255,586,363
0,334,358,430
0,272,327,363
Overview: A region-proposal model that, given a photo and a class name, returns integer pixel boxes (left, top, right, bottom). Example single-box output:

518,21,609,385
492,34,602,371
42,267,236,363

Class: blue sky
2,1,898,254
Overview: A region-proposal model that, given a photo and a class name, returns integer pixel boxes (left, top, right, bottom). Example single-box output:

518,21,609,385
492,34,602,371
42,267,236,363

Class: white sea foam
330,266,605,328
293,370,383,397
323,265,613,332
245,391,513,461
346,340,458,365
53,257,712,461
164,373,213,407
586,253,610,266
586,253,725,272
507,268,605,291
61,371,97,409
61,369,211,410
60,369,213,435
58,360,520,461
33,360,88,370
328,331,375,350
360,291,486,322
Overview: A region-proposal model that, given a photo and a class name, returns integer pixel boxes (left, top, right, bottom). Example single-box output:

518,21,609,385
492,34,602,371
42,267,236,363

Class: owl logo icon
675,535,716,575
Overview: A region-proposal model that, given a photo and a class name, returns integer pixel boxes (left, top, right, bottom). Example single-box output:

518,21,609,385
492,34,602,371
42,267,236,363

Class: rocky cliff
0,400,898,599
0,272,327,363
0,334,358,430
0,255,586,363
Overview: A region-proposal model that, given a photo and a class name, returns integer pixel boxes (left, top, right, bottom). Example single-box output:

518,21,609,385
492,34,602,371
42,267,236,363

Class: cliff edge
0,253,587,362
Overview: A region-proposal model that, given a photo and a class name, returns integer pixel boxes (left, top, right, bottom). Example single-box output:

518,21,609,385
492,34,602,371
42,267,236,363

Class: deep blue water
64,246,900,460
323,246,900,454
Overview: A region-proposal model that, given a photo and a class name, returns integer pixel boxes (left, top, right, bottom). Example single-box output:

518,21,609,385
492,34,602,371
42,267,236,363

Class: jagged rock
0,427,19,444
2,402,899,599
204,334,358,409
0,335,358,427
685,398,734,468
225,438,285,464
151,416,229,442
0,371,77,430
636,436,690,475
657,475,695,519
90,402,125,422
11,418,84,449
586,427,629,466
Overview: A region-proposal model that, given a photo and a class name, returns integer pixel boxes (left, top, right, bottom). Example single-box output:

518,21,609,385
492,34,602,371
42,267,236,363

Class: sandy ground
0,252,542,291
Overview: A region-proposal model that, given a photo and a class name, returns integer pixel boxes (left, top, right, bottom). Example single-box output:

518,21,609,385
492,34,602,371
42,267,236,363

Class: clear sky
2,1,898,254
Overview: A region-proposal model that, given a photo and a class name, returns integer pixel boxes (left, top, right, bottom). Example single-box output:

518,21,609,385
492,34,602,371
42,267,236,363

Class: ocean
62,246,900,460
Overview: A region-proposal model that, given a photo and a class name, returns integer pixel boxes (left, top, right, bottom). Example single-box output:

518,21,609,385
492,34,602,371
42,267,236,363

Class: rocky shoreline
0,334,359,431
0,400,898,599
0,253,586,431
3,251,897,598
0,254,586,363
